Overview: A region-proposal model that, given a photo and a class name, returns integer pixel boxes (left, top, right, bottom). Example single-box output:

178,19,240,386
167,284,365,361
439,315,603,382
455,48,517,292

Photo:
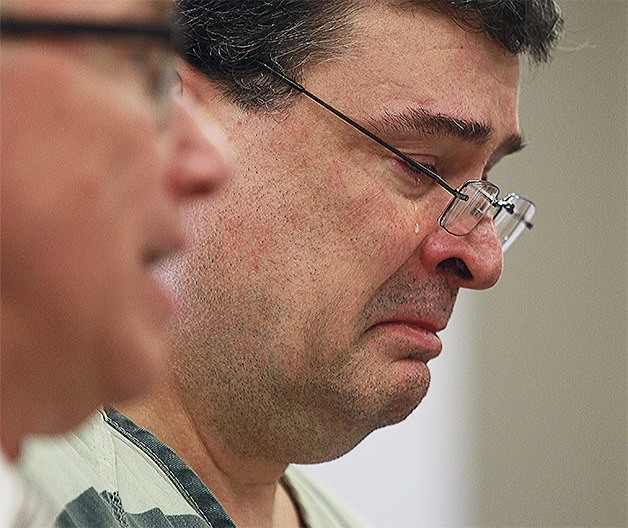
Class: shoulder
19,409,115,513
18,409,210,527
283,465,372,528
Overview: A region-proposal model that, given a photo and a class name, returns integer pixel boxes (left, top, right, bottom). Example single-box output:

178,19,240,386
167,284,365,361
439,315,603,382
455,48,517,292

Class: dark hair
177,0,563,109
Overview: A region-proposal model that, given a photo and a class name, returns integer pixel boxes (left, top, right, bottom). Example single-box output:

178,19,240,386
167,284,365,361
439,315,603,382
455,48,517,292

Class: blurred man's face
0,0,230,439
170,4,520,462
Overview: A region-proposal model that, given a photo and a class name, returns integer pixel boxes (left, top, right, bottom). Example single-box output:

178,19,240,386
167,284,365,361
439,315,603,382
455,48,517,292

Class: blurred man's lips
143,247,168,266
373,318,446,362
140,242,181,323
143,237,184,266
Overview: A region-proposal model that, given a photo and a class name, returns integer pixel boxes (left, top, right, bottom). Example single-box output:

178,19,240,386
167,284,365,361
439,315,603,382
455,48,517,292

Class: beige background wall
474,0,627,526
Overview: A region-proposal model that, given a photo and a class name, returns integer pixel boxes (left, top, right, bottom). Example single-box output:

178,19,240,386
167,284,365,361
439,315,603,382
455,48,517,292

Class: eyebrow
366,106,525,156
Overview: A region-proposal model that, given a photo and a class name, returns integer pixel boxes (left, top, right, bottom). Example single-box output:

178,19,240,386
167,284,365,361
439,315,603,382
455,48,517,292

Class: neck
1,304,33,462
0,301,95,463
117,375,302,528
0,421,22,464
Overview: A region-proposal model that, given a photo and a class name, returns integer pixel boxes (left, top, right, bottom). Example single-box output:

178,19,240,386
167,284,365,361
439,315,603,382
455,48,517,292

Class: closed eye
394,159,439,195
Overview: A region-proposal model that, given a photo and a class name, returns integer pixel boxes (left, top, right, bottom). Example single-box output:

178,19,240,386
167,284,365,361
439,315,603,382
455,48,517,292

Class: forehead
310,3,521,137
3,0,171,23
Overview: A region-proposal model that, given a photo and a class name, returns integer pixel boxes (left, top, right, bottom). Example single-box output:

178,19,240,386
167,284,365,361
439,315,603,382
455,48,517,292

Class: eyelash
398,159,439,184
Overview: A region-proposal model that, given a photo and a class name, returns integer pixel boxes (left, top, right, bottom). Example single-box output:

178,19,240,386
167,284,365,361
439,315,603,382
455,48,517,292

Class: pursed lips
372,317,448,363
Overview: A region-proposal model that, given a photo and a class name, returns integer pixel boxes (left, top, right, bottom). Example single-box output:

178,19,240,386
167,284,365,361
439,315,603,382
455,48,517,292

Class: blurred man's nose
166,95,232,199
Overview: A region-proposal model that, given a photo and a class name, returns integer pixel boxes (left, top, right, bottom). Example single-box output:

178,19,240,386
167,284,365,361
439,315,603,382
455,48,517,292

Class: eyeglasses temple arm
0,17,173,41
259,63,468,202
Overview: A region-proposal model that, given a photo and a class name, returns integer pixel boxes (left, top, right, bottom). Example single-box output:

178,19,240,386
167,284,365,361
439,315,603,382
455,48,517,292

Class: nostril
438,257,473,281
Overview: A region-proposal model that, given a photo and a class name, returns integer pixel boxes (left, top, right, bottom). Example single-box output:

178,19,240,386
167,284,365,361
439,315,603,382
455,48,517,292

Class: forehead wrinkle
366,106,493,144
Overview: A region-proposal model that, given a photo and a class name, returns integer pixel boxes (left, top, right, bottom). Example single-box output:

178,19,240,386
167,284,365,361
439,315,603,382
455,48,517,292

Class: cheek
295,169,427,314
345,188,419,266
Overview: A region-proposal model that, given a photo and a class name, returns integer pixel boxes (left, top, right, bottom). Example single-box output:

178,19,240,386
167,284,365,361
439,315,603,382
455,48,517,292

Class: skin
123,3,521,527
0,0,231,460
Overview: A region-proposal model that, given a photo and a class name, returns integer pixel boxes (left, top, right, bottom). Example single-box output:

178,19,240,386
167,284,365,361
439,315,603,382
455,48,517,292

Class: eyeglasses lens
142,42,178,124
440,180,499,236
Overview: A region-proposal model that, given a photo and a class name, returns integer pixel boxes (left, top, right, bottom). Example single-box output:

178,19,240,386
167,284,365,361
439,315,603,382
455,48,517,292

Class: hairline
177,0,562,110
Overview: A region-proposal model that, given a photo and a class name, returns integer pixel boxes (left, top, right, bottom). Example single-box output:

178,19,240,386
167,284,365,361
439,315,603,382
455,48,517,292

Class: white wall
301,1,627,527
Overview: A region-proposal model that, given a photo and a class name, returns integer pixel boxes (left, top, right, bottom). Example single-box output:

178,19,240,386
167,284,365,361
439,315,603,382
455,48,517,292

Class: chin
381,391,427,426
304,389,429,464
367,375,431,431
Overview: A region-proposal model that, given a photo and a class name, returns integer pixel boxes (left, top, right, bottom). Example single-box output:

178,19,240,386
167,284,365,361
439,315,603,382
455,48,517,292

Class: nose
165,93,232,199
419,215,503,290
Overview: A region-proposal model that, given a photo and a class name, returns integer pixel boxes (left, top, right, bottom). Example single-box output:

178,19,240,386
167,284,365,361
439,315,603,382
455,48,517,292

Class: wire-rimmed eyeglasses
1,16,179,123
260,63,535,252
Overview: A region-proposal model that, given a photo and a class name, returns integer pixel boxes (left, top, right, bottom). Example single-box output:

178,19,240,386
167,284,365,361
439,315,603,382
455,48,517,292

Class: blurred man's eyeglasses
260,63,535,252
1,16,179,123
